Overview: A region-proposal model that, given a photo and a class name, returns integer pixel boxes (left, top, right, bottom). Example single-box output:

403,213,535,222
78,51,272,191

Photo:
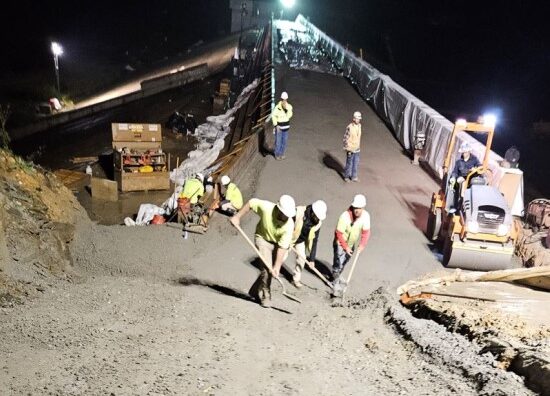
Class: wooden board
111,123,163,145
91,177,119,202
53,169,89,189
115,171,170,192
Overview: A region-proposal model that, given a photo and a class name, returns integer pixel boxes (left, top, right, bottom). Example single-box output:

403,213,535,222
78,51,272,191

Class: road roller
426,117,520,271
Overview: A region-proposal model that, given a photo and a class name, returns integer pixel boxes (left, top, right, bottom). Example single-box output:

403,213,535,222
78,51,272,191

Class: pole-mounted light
51,42,63,93
281,0,296,9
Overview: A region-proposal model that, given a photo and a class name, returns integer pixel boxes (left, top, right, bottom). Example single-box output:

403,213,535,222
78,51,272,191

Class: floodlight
51,42,63,56
482,113,497,127
281,0,296,9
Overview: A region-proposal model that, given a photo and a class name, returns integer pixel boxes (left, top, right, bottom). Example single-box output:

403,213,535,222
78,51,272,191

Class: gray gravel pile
387,300,534,396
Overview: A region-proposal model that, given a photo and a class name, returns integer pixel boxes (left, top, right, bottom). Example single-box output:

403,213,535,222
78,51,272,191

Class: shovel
232,222,301,304
290,246,334,290
332,250,361,299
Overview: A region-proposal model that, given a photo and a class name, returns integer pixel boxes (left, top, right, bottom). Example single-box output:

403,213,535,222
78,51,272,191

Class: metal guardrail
209,22,274,180
10,64,210,141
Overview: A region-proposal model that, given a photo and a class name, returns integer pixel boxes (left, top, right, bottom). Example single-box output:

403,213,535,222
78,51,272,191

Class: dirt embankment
0,149,89,305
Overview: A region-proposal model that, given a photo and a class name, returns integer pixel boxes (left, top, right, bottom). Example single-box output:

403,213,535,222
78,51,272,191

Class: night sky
1,0,549,184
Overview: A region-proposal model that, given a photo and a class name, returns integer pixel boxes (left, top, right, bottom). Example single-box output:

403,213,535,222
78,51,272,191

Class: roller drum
444,236,515,271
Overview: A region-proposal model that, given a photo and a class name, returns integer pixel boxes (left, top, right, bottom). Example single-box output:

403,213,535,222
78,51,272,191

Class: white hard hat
281,91,289,100
277,194,296,218
196,173,204,182
458,142,472,153
353,111,362,120
221,175,230,186
312,200,327,221
351,194,366,208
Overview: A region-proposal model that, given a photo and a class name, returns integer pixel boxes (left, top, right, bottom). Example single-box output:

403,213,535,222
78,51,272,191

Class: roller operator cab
426,118,520,271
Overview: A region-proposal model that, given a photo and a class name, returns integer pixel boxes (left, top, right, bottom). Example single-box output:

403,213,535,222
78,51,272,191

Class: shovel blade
331,278,347,298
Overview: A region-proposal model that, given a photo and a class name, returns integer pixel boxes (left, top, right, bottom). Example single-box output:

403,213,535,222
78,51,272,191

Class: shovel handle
346,250,361,285
232,222,277,276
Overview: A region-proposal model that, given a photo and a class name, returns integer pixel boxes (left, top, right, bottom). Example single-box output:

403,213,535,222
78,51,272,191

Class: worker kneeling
290,200,327,288
217,175,243,216
447,142,481,212
332,194,371,282
178,173,205,222
231,195,296,308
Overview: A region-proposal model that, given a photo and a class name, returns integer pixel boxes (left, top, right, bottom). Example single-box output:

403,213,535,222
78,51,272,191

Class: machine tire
442,234,453,267
426,207,442,241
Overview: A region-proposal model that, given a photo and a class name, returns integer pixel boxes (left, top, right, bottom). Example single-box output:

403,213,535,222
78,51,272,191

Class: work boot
260,298,271,308
352,178,359,182
344,177,351,183
280,155,286,160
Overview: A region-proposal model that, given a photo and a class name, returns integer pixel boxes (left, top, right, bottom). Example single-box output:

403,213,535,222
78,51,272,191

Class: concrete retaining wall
11,64,209,141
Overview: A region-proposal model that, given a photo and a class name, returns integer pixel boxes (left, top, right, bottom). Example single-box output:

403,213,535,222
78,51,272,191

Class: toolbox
111,123,170,192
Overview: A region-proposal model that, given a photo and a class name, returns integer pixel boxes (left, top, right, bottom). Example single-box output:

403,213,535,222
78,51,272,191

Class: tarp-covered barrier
291,15,524,215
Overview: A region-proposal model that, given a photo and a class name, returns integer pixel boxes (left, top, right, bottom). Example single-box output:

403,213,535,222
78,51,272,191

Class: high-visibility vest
292,206,322,252
225,183,243,210
179,178,204,204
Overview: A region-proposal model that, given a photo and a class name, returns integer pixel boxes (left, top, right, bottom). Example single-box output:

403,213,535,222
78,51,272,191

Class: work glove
457,176,465,184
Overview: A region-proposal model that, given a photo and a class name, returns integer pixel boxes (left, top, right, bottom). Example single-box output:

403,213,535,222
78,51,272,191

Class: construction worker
332,194,371,282
230,195,296,308
272,91,293,160
217,175,243,216
343,111,362,182
448,142,481,211
290,200,327,288
179,173,205,204
204,176,215,194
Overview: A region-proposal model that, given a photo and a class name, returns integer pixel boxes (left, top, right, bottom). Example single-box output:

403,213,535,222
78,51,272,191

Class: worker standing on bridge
290,200,327,288
230,195,296,308
272,92,293,160
332,194,371,282
343,111,362,182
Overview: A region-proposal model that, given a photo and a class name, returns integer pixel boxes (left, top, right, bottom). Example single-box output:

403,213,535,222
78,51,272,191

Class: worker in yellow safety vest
179,173,205,204
217,175,243,216
332,194,371,282
231,195,296,308
272,91,293,160
290,200,327,288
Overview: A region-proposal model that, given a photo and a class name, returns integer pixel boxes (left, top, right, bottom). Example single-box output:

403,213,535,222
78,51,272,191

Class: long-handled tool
233,222,301,303
332,251,361,298
290,246,333,290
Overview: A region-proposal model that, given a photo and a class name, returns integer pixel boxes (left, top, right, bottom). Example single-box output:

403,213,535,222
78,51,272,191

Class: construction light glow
482,113,497,127
455,118,467,127
51,42,63,56
281,0,296,9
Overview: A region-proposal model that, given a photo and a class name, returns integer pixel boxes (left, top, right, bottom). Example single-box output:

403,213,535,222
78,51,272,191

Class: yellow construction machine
427,117,521,270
